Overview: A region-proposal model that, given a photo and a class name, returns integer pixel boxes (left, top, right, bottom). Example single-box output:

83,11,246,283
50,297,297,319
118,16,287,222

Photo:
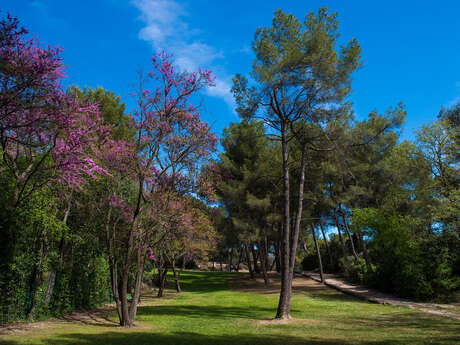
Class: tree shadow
2,330,459,345
137,304,300,320
307,290,367,303
336,312,460,333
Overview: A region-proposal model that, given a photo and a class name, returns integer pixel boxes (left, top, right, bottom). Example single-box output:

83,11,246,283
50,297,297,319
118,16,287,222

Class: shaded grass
1,271,459,345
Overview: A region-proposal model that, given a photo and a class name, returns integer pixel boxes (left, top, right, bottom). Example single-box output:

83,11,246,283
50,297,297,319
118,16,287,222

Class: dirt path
0,304,118,336
303,271,460,320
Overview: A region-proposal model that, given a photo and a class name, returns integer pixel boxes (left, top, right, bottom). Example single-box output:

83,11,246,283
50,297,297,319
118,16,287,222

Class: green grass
1,271,459,345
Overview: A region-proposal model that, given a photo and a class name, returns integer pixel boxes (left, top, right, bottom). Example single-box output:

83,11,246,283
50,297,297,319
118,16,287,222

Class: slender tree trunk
341,212,359,260
244,242,254,278
264,235,270,270
105,207,122,321
129,248,146,322
279,141,307,318
45,191,73,307
333,209,348,268
360,234,373,272
311,225,324,282
276,122,292,320
251,246,260,273
291,144,307,274
274,238,281,273
269,244,277,272
227,248,233,271
319,222,333,267
258,240,270,286
172,260,181,293
157,266,168,298
120,222,137,326
26,239,44,321
236,247,243,271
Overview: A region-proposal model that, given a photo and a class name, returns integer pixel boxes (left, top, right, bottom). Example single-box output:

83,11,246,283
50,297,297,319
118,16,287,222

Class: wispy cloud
132,0,234,109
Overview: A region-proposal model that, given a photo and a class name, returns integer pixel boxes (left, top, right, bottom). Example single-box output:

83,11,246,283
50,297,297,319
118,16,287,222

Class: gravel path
303,271,460,320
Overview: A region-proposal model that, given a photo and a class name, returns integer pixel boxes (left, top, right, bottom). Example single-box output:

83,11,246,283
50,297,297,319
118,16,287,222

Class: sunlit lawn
1,271,459,345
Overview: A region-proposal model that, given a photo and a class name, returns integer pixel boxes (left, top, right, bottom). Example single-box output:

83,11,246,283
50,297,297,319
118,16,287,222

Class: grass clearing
1,271,459,345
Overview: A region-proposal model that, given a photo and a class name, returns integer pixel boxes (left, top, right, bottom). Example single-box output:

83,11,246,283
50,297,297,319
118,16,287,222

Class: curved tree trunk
340,209,359,260
311,224,324,282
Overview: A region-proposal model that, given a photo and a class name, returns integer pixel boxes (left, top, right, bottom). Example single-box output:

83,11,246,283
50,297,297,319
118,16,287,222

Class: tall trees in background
232,7,361,319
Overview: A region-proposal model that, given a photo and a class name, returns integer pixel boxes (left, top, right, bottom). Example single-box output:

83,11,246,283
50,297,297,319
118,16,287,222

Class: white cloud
132,0,234,109
206,77,234,107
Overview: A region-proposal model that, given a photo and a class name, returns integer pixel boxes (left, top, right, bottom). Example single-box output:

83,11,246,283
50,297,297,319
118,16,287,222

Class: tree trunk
264,235,270,270
274,239,281,273
105,207,122,321
276,122,292,320
236,247,243,271
45,191,73,307
244,242,254,278
128,247,146,323
278,141,307,318
319,222,333,267
43,271,56,306
120,222,137,326
311,225,324,282
157,267,168,298
251,246,260,273
258,240,270,287
341,212,359,260
333,209,348,268
172,260,181,293
360,234,373,273
26,236,46,321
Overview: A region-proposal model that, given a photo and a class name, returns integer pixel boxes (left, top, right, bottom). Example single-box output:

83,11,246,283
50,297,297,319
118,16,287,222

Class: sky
2,0,460,142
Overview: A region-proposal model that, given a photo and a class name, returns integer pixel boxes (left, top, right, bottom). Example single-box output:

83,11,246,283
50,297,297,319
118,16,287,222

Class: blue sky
3,0,460,142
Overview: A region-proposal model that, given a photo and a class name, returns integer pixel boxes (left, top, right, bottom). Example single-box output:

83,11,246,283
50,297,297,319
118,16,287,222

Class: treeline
214,105,459,300
0,15,218,325
213,8,459,304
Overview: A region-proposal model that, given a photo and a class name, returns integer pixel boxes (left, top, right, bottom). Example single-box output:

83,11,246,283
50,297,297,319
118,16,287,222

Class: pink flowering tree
0,15,110,207
144,193,215,296
100,51,218,326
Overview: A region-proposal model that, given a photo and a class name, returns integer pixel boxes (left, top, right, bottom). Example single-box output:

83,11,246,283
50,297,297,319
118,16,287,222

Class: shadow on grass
0,331,452,345
1,330,459,345
137,304,299,320
334,312,460,333
307,290,366,303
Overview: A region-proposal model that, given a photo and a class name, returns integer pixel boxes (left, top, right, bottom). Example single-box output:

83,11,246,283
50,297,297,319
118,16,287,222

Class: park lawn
1,271,459,345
